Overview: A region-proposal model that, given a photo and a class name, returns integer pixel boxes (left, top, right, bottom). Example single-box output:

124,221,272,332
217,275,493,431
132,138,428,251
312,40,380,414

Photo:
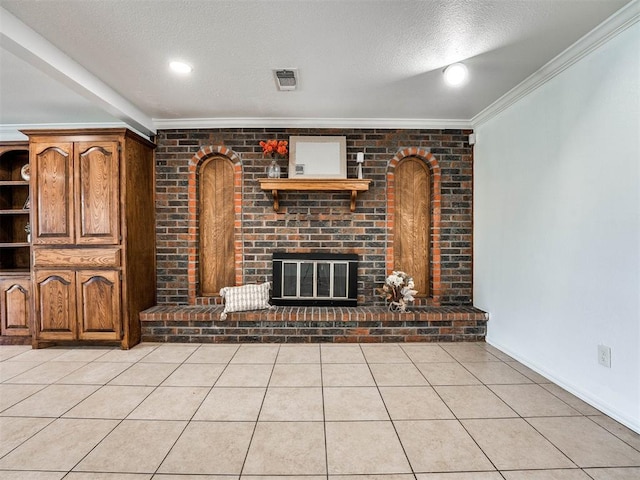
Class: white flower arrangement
378,271,418,312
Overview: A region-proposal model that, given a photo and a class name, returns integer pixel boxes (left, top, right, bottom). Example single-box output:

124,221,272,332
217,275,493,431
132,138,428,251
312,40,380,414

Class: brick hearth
140,306,488,343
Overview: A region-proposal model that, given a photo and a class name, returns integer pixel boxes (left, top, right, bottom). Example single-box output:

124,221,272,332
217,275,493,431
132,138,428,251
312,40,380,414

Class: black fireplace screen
272,252,358,306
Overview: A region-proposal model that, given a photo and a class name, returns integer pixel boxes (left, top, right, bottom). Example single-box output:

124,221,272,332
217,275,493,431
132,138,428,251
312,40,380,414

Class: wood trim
33,247,120,267
21,129,155,149
258,178,372,212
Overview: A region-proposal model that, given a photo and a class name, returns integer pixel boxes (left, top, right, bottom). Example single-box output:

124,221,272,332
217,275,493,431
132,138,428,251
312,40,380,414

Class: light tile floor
1,342,639,479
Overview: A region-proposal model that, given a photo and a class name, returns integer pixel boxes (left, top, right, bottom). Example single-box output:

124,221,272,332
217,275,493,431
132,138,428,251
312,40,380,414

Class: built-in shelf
0,209,29,215
1,143,31,276
0,181,29,186
0,268,30,275
258,178,372,212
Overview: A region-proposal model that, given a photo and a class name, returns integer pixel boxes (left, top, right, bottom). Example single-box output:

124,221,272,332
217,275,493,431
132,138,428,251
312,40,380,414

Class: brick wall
154,128,473,306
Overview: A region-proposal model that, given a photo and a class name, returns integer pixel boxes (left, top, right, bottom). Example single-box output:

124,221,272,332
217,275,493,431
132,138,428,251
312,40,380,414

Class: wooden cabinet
34,269,120,342
24,129,155,349
0,143,32,344
1,276,31,337
31,141,120,245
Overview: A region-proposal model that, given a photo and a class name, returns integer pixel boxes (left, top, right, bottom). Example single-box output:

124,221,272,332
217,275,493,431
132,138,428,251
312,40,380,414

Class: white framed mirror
289,136,347,178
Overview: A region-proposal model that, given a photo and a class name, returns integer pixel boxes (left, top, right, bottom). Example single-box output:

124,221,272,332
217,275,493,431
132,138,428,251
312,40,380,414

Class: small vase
267,159,281,178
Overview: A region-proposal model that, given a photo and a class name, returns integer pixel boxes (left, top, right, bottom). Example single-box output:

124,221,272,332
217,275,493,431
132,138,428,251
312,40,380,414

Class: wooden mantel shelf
258,178,372,212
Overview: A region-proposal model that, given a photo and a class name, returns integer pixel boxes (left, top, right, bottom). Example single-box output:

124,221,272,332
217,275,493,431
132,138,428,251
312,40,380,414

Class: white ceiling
0,0,635,138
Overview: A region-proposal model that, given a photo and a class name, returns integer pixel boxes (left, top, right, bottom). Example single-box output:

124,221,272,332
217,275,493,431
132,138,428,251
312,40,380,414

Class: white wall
474,21,640,432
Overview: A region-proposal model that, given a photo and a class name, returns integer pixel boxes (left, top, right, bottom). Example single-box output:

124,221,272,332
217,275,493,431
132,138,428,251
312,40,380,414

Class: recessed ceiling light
443,63,468,87
169,61,193,74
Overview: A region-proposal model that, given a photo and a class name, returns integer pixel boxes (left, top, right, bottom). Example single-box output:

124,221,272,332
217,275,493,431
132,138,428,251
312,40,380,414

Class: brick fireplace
155,128,473,306
143,128,485,342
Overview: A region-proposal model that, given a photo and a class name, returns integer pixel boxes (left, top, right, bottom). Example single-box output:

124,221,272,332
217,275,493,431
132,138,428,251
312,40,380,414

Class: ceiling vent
273,69,298,91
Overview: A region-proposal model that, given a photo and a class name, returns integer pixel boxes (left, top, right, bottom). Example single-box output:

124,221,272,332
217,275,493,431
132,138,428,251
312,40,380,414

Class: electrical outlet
598,345,611,368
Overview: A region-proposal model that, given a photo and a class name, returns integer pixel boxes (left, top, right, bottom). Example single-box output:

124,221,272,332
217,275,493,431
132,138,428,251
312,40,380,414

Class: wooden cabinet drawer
34,248,120,267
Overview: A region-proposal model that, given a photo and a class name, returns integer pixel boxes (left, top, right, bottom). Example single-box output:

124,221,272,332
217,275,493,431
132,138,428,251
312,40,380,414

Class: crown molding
0,122,139,142
152,117,473,131
472,0,640,127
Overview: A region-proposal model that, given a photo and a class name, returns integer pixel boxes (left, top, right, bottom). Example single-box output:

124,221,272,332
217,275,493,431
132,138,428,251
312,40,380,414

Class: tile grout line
237,344,281,477
417,344,503,475
149,342,236,478
583,415,640,454
319,344,330,480
358,343,417,478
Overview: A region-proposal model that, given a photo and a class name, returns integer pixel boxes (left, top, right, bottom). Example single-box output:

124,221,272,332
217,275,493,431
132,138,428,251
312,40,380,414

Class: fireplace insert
272,252,358,306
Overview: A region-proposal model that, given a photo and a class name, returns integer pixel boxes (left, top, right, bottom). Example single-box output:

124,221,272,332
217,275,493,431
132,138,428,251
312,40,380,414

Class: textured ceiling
0,0,634,133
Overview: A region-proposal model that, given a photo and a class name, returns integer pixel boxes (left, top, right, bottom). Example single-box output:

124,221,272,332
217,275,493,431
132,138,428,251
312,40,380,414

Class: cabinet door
34,270,76,340
32,143,75,244
76,269,121,341
0,277,31,336
75,143,120,245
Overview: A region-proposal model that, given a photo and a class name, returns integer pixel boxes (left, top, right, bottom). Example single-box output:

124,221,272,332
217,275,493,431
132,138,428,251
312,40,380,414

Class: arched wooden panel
0,278,30,336
200,157,235,296
75,142,120,244
394,157,430,297
33,144,74,244
35,270,75,339
4,284,28,329
77,270,120,340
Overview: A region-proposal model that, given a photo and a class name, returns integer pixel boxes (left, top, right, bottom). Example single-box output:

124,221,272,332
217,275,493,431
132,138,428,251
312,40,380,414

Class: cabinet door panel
32,143,74,244
77,270,121,340
75,143,120,245
34,270,75,340
0,277,31,336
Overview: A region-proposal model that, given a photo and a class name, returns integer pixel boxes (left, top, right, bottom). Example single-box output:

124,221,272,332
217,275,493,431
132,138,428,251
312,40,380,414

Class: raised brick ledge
140,305,488,343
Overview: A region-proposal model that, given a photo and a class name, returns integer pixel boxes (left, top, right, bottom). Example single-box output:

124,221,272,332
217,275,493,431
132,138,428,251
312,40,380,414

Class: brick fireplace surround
140,128,487,343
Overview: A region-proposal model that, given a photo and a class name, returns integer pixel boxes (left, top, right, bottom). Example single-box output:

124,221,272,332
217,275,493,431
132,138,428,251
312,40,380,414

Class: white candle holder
356,152,364,179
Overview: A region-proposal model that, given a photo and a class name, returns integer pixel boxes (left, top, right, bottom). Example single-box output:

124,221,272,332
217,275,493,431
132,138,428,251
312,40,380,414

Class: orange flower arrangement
260,139,288,158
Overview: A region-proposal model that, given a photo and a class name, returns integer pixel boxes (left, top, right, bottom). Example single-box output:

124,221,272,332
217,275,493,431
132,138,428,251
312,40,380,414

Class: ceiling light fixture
169,61,193,74
443,63,468,87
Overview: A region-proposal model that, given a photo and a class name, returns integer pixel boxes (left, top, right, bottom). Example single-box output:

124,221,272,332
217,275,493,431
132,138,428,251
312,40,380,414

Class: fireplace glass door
282,261,348,299
273,253,357,306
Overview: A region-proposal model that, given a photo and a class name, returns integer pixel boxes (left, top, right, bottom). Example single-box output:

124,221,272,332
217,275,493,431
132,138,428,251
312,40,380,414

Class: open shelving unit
0,142,32,342
0,143,31,274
